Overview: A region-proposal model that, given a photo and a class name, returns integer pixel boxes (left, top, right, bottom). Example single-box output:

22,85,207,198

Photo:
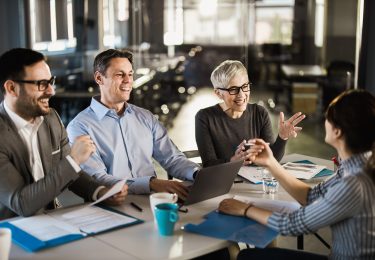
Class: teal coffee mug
154,203,179,236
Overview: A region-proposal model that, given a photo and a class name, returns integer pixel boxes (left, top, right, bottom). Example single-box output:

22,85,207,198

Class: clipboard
0,205,143,252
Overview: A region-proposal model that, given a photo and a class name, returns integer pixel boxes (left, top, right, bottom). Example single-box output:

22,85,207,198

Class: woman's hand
247,139,275,167
231,139,268,166
218,198,249,216
278,112,305,140
230,140,248,163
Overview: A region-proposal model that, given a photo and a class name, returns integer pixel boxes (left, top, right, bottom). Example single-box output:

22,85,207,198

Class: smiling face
14,61,55,120
97,57,134,110
216,72,250,114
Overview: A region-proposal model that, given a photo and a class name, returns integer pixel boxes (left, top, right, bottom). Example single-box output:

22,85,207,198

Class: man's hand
70,135,96,164
98,184,128,206
150,178,189,201
278,112,305,140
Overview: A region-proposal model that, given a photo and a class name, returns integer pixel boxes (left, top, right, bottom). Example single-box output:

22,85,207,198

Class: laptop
182,160,243,206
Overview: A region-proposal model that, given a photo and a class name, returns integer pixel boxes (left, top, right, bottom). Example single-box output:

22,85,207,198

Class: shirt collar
340,151,371,177
90,96,133,120
3,102,44,131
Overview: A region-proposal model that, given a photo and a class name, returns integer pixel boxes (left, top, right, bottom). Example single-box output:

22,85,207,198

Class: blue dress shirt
67,97,200,194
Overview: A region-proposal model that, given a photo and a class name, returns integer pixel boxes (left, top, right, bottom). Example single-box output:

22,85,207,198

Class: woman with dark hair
219,89,375,259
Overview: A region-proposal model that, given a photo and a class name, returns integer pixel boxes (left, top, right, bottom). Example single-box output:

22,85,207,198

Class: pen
178,207,188,213
130,202,143,212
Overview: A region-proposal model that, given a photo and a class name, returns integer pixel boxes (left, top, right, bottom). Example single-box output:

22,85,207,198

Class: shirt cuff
127,176,155,194
267,212,282,232
66,155,81,173
277,135,288,142
92,186,106,201
187,166,201,180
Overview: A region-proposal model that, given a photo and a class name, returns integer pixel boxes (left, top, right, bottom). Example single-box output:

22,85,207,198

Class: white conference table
9,154,333,260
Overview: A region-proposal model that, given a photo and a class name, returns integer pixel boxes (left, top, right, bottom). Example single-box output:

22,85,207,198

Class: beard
15,88,51,120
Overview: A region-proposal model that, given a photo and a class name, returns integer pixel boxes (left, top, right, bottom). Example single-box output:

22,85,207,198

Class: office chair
323,60,355,110
260,43,292,109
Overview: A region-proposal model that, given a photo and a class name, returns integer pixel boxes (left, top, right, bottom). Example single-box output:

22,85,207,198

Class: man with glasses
0,48,127,220
195,60,305,167
67,49,200,200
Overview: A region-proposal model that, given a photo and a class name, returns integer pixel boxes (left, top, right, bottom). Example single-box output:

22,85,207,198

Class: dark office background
0,0,374,97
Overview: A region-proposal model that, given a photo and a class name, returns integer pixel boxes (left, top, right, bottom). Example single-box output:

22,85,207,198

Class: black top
195,103,286,167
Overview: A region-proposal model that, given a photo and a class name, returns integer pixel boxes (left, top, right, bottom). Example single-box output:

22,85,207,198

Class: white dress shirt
4,102,104,200
4,103,45,181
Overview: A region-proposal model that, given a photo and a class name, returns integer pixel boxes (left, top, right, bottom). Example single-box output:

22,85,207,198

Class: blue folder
184,210,278,248
0,221,83,252
0,206,143,252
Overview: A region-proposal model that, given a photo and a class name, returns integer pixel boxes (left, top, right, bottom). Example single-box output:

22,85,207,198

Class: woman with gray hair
195,60,305,167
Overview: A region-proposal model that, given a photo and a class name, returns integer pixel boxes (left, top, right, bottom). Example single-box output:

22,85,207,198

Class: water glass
261,169,278,194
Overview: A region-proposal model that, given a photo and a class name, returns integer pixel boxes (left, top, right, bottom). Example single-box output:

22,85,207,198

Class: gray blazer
0,102,101,220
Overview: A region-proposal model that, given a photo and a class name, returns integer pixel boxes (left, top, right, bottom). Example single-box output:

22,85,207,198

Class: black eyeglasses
217,82,251,95
13,76,56,91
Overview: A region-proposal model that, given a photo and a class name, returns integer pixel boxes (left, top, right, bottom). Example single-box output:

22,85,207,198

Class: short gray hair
210,60,248,89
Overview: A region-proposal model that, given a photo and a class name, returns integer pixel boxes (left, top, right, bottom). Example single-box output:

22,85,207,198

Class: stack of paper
237,161,334,183
233,195,301,213
282,162,326,179
237,166,263,184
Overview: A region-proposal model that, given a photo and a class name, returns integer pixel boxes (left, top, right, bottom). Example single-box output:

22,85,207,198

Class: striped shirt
268,152,375,259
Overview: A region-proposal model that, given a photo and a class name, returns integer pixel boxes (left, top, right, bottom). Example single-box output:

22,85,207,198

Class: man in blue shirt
67,49,200,199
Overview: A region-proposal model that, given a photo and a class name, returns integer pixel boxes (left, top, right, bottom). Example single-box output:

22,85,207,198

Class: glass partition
30,0,76,52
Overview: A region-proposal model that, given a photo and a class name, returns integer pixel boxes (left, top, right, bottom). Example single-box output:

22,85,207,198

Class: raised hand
278,112,305,140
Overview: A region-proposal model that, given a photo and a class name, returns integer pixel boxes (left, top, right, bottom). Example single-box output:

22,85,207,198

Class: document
10,215,82,241
0,203,143,252
52,204,139,234
89,179,126,206
238,161,333,183
237,166,263,184
233,195,301,213
283,162,326,179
